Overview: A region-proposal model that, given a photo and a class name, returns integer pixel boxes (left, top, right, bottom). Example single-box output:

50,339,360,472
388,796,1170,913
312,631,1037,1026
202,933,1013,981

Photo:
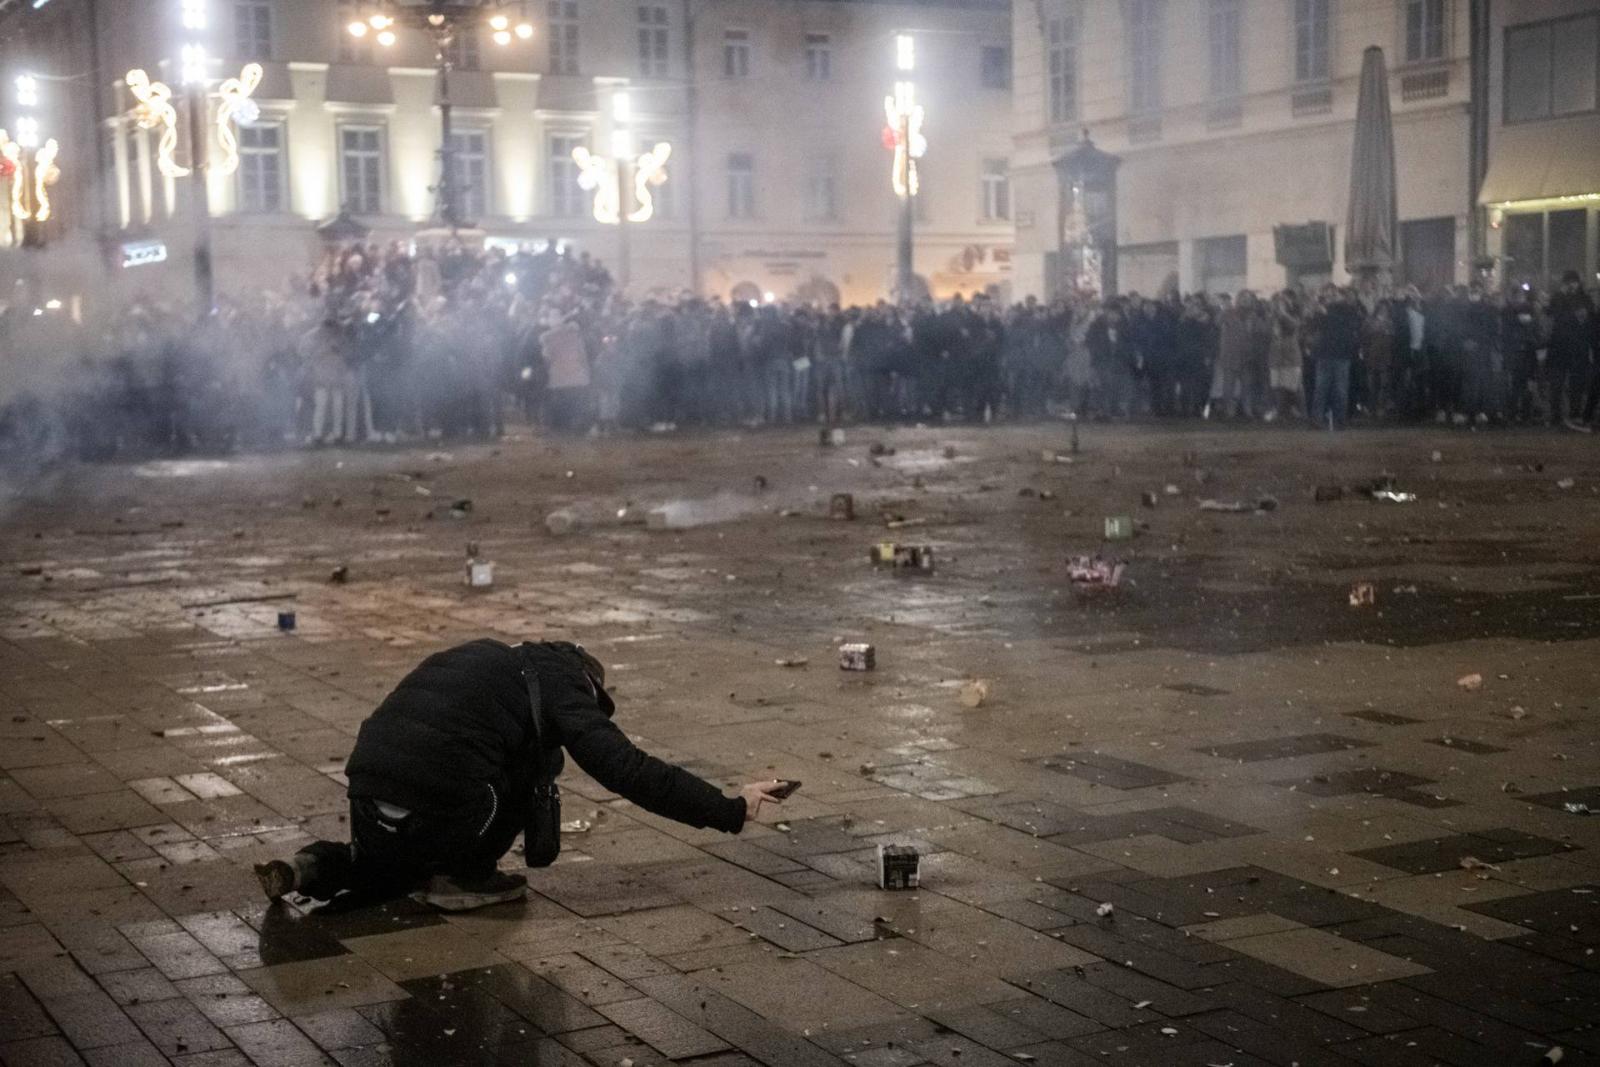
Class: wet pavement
1,423,1598,1066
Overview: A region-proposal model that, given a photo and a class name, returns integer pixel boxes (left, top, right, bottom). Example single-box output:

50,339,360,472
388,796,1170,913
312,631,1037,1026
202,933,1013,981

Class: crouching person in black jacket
255,639,787,912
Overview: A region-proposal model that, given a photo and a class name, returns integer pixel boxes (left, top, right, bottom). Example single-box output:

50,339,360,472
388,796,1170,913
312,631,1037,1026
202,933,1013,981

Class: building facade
1479,0,1600,288
1012,0,1479,299
0,0,1013,309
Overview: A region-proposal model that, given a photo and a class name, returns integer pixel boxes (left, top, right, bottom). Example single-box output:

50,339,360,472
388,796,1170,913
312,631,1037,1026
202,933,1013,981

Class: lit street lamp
882,32,925,303
1,72,62,250
572,88,671,292
124,0,263,316
346,2,535,229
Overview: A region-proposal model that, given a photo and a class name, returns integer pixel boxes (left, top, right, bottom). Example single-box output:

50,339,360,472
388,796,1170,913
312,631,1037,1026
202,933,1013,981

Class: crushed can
829,493,856,521
276,610,296,632
839,643,876,671
1103,516,1134,541
871,542,899,565
1348,581,1375,607
466,560,495,588
894,545,935,572
877,844,921,890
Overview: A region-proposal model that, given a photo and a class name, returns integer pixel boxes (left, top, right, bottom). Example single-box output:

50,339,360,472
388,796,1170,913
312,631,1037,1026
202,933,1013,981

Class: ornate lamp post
1,72,62,250
123,0,263,316
572,88,670,292
345,2,534,229
882,33,925,304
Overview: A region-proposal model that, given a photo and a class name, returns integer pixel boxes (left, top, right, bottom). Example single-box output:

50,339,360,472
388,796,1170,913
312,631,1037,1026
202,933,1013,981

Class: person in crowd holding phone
255,640,788,911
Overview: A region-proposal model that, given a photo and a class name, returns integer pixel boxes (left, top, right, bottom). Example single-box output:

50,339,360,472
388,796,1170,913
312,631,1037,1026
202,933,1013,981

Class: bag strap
518,646,556,788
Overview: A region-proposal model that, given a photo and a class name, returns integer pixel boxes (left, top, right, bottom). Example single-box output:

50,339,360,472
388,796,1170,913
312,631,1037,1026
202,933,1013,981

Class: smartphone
769,780,802,800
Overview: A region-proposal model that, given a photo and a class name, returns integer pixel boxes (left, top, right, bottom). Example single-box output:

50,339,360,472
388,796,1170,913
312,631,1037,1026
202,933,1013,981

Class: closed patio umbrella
1344,46,1398,281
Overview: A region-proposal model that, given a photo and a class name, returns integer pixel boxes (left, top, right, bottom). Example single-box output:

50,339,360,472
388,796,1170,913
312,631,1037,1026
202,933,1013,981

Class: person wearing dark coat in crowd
255,640,786,911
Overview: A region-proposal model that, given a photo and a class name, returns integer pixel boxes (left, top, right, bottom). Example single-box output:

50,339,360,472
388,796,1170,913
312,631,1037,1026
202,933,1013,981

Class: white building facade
0,0,1015,309
1011,0,1480,299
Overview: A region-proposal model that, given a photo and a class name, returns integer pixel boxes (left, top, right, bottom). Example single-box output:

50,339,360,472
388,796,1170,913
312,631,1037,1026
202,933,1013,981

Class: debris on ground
277,611,296,631
829,493,855,521
1371,490,1418,503
465,560,494,588
1198,497,1277,513
329,565,349,584
839,643,876,671
858,762,877,776
886,516,928,530
1042,450,1074,464
560,819,593,834
1096,902,1115,918
878,844,921,890
1103,515,1134,540
545,510,576,535
1068,555,1125,590
1563,803,1593,816
775,657,809,668
1556,478,1576,490
869,442,896,457
960,679,991,708
1542,1046,1565,1064
1163,483,1180,496
1457,673,1484,692
819,427,846,447
1141,491,1158,508
1459,856,1501,871
449,498,473,515
872,542,935,572
1349,582,1376,607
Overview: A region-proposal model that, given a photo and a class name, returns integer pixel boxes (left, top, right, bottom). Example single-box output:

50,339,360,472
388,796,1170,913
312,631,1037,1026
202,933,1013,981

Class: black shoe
416,871,528,912
254,860,297,902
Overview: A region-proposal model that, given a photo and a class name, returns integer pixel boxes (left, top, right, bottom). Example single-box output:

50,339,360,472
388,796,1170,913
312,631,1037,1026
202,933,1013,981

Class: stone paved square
2,425,1598,1065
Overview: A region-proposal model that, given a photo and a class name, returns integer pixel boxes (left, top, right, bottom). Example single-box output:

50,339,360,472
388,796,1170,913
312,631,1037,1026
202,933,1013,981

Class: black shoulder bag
519,666,563,868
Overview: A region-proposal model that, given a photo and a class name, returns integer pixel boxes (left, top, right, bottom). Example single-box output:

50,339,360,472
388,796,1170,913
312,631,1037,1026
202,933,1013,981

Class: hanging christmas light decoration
572,145,619,225
126,68,188,178
629,141,671,224
29,137,60,222
213,63,264,175
882,84,926,198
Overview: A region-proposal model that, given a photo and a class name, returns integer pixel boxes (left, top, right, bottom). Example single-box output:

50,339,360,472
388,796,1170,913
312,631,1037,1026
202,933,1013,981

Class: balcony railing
1399,65,1450,102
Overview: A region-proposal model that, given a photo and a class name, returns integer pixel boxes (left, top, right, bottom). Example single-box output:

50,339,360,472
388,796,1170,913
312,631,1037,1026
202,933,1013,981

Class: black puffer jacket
344,639,746,834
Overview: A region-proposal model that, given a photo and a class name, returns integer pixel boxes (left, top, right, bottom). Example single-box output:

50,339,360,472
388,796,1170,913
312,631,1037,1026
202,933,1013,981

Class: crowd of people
2,243,1597,473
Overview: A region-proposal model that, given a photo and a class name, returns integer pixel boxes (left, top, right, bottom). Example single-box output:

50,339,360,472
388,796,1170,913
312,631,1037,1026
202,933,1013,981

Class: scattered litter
1013,1054,1036,1063
839,643,876,671
1556,478,1575,490
819,427,846,447
545,510,576,535
775,657,809,668
1141,491,1158,508
829,493,856,521
1542,1047,1564,1065
1197,497,1277,513
1160,1027,1179,1036
449,499,473,517
1393,584,1419,595
328,565,349,584
276,611,296,632
1103,515,1134,540
960,679,991,708
885,516,928,530
1371,490,1417,503
872,543,935,572
858,762,877,776
1456,673,1484,692
1563,803,1593,816
1431,450,1443,463
414,485,432,496
1042,450,1073,465
869,442,897,457
1131,999,1151,1009
1096,902,1115,918
774,822,791,832
1163,484,1180,496
878,844,921,890
1068,555,1125,590
1348,582,1376,608
1459,856,1501,871
465,561,494,589
560,819,592,834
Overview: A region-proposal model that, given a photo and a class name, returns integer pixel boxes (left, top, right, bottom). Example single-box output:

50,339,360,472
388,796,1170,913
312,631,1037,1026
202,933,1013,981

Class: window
637,3,669,77
1208,0,1241,98
981,158,1010,222
235,1,272,60
1047,8,1079,123
548,0,579,75
805,33,831,81
726,152,754,218
806,155,837,222
549,133,585,217
338,0,369,62
340,125,384,214
448,129,490,220
444,26,479,70
724,29,750,78
1505,15,1599,123
1404,0,1445,63
1126,0,1164,115
237,122,284,213
1294,0,1331,83
980,45,1011,90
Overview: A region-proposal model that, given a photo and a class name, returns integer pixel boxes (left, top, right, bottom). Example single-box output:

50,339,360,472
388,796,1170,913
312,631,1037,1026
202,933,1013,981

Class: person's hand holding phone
739,780,798,821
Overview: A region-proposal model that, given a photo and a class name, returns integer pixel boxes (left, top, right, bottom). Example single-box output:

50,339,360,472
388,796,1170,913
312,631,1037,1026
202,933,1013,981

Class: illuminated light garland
628,141,671,224
31,137,59,222
127,68,188,178
213,63,264,176
1,132,24,224
572,145,619,225
882,92,926,198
